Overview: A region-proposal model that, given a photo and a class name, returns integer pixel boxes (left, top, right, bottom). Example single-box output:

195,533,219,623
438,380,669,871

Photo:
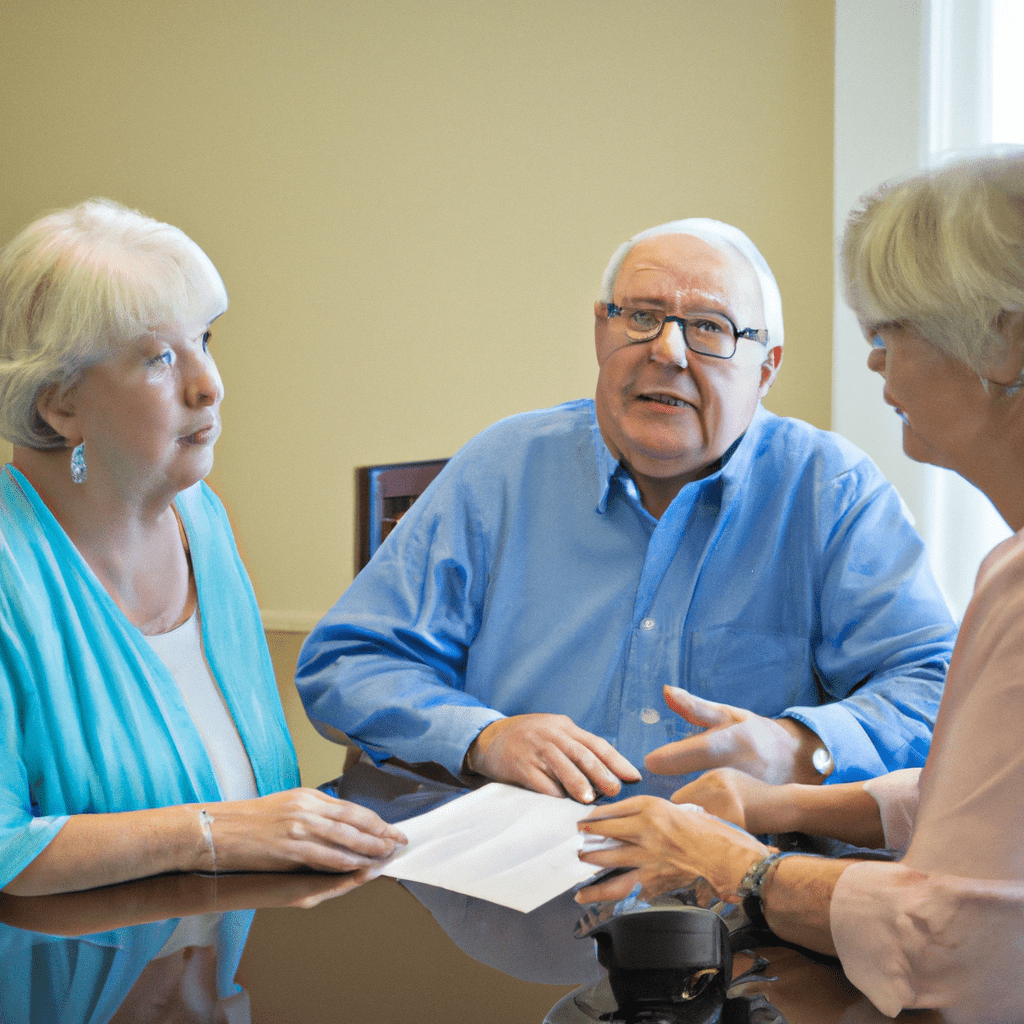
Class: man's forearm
761,855,852,956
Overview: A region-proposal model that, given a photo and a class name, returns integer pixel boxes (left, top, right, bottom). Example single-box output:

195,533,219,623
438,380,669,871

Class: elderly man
297,219,956,802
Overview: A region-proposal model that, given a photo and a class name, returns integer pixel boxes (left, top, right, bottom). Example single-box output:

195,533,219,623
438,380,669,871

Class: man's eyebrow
616,298,670,310
616,295,735,316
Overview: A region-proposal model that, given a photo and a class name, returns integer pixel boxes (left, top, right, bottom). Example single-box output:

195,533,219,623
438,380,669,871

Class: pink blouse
831,528,1024,1020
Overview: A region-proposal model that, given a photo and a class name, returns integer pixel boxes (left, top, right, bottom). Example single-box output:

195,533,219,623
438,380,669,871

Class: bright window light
992,0,1024,143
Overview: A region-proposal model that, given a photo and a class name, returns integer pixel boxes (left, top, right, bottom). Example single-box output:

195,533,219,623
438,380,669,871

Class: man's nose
649,319,688,368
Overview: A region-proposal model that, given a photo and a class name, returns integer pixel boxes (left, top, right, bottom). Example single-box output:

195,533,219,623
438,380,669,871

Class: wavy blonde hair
842,150,1024,378
0,198,227,449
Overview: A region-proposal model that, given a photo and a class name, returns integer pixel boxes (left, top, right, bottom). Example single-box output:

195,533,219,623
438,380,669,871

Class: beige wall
1,0,834,628
266,629,349,785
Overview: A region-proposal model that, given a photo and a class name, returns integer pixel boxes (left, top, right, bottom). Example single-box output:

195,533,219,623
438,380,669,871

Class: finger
282,832,384,873
551,724,641,788
556,740,630,799
577,816,648,845
662,686,739,729
315,795,409,845
514,764,573,799
574,870,642,905
580,796,652,824
578,844,642,871
644,730,739,776
542,744,600,803
313,816,403,860
574,733,643,783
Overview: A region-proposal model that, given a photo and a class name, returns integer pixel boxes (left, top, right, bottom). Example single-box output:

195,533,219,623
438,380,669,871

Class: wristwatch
812,745,835,777
735,850,801,929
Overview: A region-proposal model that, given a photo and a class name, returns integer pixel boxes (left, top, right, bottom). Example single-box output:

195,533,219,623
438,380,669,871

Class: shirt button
640,708,661,724
641,618,655,631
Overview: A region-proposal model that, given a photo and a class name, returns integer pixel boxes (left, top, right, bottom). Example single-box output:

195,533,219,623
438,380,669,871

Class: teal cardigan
0,465,299,888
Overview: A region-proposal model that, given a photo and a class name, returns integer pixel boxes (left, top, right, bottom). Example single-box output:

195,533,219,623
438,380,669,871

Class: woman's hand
205,788,407,874
669,767,778,833
4,789,408,898
573,795,770,905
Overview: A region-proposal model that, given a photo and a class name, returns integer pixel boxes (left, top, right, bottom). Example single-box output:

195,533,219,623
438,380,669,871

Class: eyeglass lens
620,309,736,358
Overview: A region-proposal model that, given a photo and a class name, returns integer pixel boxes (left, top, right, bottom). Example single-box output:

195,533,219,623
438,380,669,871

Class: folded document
380,782,611,913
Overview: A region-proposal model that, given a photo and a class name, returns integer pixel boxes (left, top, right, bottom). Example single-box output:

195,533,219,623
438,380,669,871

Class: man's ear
35,382,81,445
758,345,783,397
594,299,614,366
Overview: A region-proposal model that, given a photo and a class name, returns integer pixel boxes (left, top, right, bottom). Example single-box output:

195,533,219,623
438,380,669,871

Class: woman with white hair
0,199,405,897
574,151,1024,1021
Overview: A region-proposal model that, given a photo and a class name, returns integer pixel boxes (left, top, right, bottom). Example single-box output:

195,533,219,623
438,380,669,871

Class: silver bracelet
198,808,217,875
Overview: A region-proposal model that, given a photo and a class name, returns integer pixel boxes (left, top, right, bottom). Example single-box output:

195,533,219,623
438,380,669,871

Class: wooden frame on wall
355,459,448,574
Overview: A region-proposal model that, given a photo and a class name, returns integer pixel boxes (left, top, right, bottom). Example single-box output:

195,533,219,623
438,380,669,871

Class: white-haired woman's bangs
105,237,227,351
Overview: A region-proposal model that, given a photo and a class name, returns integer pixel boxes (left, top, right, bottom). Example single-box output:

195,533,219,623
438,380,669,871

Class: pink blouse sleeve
830,530,1024,1019
862,767,920,852
830,861,1024,1020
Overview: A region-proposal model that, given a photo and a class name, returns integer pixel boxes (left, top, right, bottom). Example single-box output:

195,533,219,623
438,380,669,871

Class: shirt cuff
783,702,890,783
862,768,921,852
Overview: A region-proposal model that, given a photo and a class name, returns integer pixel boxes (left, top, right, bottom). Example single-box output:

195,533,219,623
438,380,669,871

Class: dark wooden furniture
355,459,448,573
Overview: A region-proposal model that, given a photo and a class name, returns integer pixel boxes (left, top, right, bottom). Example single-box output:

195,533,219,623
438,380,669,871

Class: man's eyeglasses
606,303,770,360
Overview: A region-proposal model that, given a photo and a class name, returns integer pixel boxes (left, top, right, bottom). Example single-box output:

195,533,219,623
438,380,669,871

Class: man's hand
574,795,771,905
464,714,641,803
644,685,826,786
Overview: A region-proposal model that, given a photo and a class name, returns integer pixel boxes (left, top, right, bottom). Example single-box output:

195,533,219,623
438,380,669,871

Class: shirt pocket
685,626,815,717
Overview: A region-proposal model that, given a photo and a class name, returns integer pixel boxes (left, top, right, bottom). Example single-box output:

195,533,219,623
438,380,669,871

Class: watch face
812,746,834,776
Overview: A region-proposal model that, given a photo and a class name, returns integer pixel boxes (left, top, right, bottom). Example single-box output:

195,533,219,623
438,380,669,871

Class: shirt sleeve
296,458,504,777
830,860,1024,1019
783,467,956,782
863,768,920,852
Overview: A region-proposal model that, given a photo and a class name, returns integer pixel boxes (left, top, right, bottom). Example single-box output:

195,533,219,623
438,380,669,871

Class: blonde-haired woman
575,151,1024,1022
0,199,404,897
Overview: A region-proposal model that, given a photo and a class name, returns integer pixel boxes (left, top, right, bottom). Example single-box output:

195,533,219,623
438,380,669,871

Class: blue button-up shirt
298,401,956,797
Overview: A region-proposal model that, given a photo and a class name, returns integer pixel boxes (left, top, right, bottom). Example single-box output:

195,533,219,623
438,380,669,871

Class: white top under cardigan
144,611,258,802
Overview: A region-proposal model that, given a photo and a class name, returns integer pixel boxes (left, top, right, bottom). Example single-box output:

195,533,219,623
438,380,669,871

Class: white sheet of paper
379,782,612,913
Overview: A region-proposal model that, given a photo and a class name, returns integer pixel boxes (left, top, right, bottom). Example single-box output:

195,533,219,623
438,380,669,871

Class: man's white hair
599,218,784,349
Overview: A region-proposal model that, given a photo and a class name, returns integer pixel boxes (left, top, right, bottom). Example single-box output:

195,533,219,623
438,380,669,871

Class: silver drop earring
70,443,87,484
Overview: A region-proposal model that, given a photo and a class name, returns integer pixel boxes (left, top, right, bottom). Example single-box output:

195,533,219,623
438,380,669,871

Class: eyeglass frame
604,302,770,361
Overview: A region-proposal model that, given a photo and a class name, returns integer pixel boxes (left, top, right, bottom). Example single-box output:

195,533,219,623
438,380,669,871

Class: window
992,0,1024,144
834,0,1020,620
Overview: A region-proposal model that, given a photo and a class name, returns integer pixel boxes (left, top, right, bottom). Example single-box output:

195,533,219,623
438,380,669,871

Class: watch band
735,850,802,930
